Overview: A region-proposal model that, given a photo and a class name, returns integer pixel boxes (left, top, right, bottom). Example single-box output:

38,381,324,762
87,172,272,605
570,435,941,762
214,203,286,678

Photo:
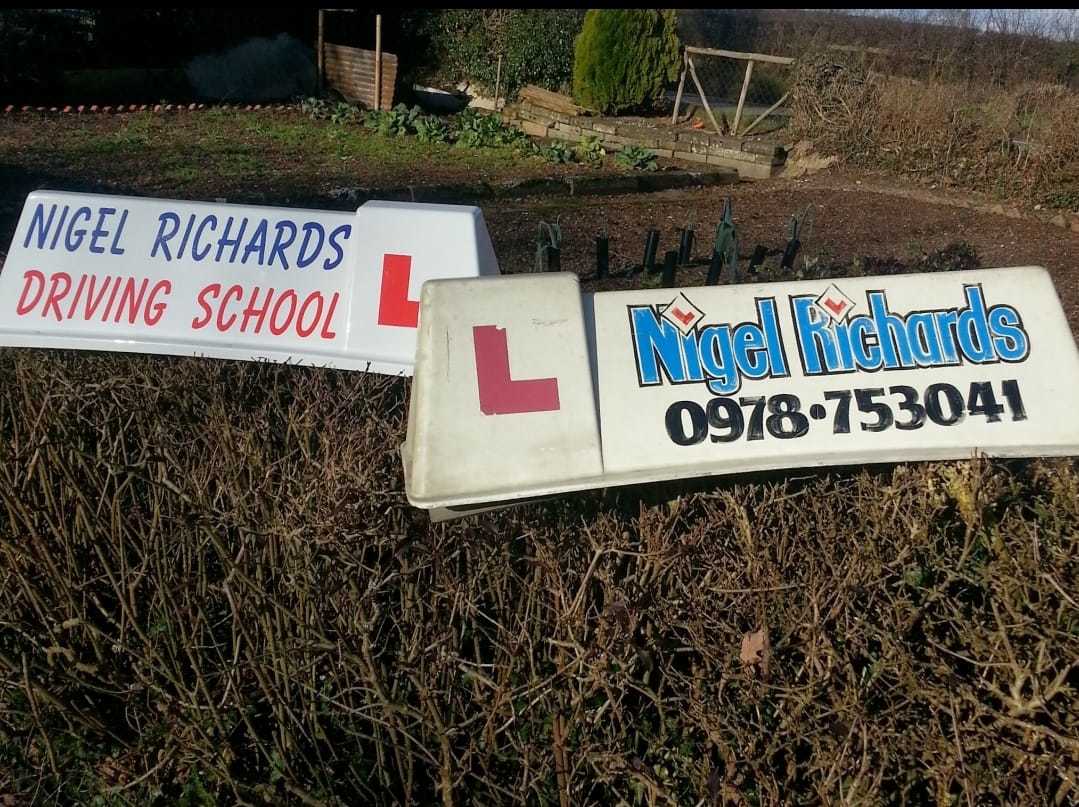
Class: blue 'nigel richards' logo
628,283,1030,396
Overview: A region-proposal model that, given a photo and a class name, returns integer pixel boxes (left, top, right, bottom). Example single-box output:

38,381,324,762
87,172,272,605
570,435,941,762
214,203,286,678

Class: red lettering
15,271,170,326
16,269,45,315
42,271,72,321
295,292,323,338
114,277,149,324
190,283,341,337
65,273,89,319
241,287,274,333
269,290,297,336
191,283,220,329
102,276,123,321
217,285,243,332
144,280,171,326
319,292,340,340
82,275,112,320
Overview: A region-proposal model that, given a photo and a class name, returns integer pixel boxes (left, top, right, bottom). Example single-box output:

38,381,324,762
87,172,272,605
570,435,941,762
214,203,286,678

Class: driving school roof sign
403,267,1079,517
0,191,499,374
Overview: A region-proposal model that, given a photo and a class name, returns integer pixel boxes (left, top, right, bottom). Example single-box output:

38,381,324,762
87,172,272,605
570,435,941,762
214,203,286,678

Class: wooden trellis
671,46,795,138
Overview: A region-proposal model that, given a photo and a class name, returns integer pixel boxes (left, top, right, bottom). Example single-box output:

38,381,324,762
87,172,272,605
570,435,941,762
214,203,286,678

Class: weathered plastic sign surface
404,267,1079,515
0,191,499,374
405,274,603,504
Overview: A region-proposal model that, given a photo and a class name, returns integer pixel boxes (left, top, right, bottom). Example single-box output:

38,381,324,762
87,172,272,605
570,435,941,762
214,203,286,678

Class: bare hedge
790,52,1079,208
1,259,1078,804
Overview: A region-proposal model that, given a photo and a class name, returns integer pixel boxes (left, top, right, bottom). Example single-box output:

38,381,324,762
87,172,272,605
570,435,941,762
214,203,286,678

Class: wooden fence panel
323,42,396,109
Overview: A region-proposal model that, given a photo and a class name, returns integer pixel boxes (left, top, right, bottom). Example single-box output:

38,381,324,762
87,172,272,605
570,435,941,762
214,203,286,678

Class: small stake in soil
782,206,814,272
706,250,724,286
748,244,768,274
710,197,739,284
595,235,609,280
643,228,660,274
678,225,695,265
535,221,562,273
662,250,678,288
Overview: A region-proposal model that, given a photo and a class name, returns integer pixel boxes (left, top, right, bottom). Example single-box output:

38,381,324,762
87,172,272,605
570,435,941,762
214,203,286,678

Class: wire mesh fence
674,47,795,138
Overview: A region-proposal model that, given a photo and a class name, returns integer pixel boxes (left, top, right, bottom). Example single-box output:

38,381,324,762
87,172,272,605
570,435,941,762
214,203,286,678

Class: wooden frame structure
317,10,386,110
671,46,794,138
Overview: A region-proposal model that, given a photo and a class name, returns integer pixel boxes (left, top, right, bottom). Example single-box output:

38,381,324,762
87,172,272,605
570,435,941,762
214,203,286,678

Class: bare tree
1053,9,1079,42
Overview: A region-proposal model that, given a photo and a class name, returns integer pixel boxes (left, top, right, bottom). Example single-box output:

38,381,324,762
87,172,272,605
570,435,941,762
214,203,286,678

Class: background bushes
790,52,1079,206
0,10,93,101
414,9,585,99
572,9,681,114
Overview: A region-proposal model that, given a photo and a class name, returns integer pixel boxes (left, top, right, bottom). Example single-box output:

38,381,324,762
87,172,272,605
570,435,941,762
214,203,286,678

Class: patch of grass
0,109,571,204
159,164,201,186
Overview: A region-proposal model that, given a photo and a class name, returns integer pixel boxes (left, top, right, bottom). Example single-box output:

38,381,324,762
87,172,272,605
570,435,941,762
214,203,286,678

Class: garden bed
504,101,788,179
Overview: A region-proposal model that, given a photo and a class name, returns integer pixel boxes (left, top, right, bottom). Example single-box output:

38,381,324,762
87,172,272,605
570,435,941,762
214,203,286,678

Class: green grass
0,109,556,199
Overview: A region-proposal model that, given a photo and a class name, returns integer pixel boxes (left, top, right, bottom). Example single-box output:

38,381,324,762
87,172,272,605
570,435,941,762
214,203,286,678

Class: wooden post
740,90,790,137
374,13,383,111
686,54,726,136
671,50,687,124
684,46,794,66
317,9,325,93
494,54,503,111
732,59,755,137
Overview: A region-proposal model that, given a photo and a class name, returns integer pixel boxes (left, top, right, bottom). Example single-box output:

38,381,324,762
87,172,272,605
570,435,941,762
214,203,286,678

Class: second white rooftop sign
405,267,1079,515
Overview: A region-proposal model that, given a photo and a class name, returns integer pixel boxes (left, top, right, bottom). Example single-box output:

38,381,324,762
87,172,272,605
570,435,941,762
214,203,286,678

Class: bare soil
483,168,1079,330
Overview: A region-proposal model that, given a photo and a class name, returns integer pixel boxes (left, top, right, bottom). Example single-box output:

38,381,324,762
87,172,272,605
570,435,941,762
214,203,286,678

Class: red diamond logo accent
814,283,857,323
661,292,705,335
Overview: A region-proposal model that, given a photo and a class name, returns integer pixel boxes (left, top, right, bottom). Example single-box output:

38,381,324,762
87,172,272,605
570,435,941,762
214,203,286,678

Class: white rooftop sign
404,267,1079,518
0,191,499,374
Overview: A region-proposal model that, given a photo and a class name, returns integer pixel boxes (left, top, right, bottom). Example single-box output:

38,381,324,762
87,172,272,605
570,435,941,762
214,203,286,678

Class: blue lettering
793,297,838,374
680,331,704,381
699,325,739,395
242,219,269,265
868,291,914,368
757,298,788,377
215,216,248,263
323,223,351,270
733,323,768,378
988,305,1027,360
64,207,93,252
933,310,960,363
849,318,882,369
175,214,196,260
151,212,181,260
297,223,325,269
268,220,298,270
832,321,855,370
23,203,58,249
192,215,218,262
88,207,115,254
906,312,943,365
110,209,128,255
956,286,995,362
632,307,685,385
49,206,71,250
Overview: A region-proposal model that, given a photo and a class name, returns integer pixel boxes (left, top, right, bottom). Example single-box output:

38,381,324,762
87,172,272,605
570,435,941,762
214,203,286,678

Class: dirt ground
4,111,1079,338
482,169,1079,329
3,111,1076,331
